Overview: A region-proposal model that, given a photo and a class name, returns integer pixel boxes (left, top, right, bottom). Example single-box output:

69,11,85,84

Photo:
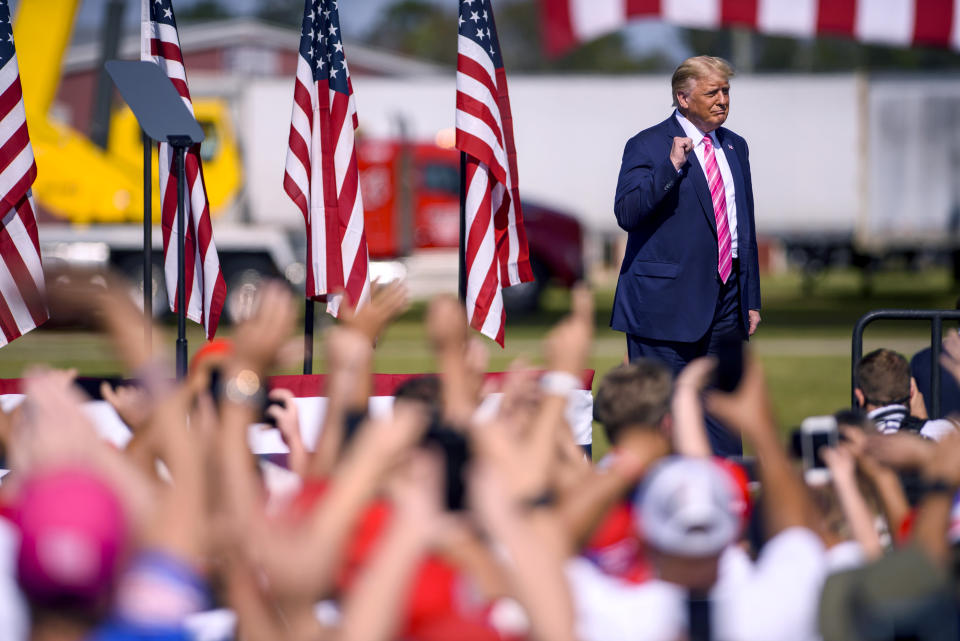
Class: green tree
362,0,658,72
365,1,458,65
255,0,304,27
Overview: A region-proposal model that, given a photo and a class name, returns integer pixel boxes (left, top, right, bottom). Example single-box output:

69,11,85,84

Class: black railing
852,310,960,417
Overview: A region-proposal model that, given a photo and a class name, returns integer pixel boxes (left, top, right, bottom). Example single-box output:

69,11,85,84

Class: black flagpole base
176,337,188,379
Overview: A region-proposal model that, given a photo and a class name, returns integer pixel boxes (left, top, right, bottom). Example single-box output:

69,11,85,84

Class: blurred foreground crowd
1,275,960,641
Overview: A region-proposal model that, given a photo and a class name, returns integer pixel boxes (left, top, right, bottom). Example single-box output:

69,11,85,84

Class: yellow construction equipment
15,0,242,224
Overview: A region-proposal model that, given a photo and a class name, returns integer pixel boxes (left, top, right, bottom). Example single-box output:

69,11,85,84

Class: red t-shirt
290,480,505,639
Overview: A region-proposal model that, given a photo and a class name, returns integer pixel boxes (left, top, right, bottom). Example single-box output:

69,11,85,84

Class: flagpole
303,300,314,374
458,151,467,303
142,129,152,353
170,136,190,380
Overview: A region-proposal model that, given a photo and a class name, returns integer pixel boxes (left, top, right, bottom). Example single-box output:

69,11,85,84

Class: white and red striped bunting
141,0,226,339
0,370,596,452
456,0,533,347
0,2,48,348
541,0,960,56
283,0,369,316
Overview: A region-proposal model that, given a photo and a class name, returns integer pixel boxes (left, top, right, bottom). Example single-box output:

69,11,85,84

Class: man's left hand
748,310,761,336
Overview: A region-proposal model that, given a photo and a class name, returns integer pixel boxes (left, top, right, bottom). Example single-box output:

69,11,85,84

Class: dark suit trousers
626,268,746,457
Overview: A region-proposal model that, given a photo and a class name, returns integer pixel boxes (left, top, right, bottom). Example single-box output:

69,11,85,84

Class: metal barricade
851,310,960,417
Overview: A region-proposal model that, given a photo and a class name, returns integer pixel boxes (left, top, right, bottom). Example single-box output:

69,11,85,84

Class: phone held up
789,415,839,486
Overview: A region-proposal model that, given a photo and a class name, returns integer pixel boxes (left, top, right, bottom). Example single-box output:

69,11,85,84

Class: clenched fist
670,136,694,171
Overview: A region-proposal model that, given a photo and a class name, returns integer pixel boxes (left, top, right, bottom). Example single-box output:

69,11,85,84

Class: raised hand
265,388,308,478
705,355,776,439
339,280,410,346
426,295,469,354
12,368,94,471
496,358,542,432
670,136,694,170
101,381,153,434
545,284,593,375
821,443,856,483
230,281,297,373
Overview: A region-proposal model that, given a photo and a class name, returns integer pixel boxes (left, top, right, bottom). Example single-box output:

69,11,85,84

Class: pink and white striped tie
703,135,732,284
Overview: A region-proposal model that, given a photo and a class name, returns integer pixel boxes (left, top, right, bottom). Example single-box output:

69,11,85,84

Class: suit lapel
717,129,749,246
667,116,717,235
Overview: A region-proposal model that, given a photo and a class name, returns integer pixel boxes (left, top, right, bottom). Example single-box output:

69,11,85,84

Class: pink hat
13,466,128,607
636,457,739,557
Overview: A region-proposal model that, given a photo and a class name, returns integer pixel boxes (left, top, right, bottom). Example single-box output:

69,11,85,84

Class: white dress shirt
675,110,739,258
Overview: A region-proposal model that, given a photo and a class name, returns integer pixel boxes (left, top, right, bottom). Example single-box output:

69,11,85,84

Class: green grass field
2,267,956,457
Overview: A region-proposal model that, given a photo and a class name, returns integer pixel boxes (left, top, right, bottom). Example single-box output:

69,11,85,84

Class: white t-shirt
567,527,827,641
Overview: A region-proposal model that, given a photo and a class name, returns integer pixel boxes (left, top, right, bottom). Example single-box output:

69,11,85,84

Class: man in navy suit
611,56,761,456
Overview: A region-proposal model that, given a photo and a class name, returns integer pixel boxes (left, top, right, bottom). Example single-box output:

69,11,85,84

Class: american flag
284,0,369,316
0,0,47,348
141,0,225,339
456,0,533,346
542,0,960,56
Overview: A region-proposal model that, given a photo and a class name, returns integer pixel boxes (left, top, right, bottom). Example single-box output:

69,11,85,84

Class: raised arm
707,356,816,537
469,454,578,641
843,427,910,540
912,433,960,564
671,356,715,458
253,405,429,600
822,444,884,560
614,134,687,231
335,451,442,641
308,327,375,478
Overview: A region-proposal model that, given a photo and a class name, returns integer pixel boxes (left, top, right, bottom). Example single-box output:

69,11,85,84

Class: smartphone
799,415,838,485
714,339,744,392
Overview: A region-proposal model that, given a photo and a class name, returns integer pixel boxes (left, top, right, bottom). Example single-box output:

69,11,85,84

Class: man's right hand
670,136,694,171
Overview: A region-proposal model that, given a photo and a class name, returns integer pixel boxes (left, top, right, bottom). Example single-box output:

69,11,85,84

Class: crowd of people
0,273,959,641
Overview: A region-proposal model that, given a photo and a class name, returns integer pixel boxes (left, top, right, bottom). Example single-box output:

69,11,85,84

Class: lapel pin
727,144,733,150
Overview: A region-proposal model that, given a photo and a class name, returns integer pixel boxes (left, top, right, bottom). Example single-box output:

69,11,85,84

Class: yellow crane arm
14,0,82,120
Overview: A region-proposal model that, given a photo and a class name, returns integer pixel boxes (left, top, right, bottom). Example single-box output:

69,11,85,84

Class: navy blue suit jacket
611,114,761,342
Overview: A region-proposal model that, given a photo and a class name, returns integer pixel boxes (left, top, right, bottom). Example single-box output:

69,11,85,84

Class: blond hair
671,56,735,107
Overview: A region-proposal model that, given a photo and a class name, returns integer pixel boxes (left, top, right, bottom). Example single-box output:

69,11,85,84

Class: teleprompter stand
105,61,205,379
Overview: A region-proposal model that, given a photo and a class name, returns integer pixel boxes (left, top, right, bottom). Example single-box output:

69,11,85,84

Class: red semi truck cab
356,139,585,311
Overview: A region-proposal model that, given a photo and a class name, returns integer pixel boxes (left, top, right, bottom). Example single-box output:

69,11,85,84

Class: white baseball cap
636,456,739,557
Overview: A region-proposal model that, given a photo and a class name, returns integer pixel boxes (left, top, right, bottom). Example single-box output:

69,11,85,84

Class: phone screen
799,416,838,484
805,431,836,469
